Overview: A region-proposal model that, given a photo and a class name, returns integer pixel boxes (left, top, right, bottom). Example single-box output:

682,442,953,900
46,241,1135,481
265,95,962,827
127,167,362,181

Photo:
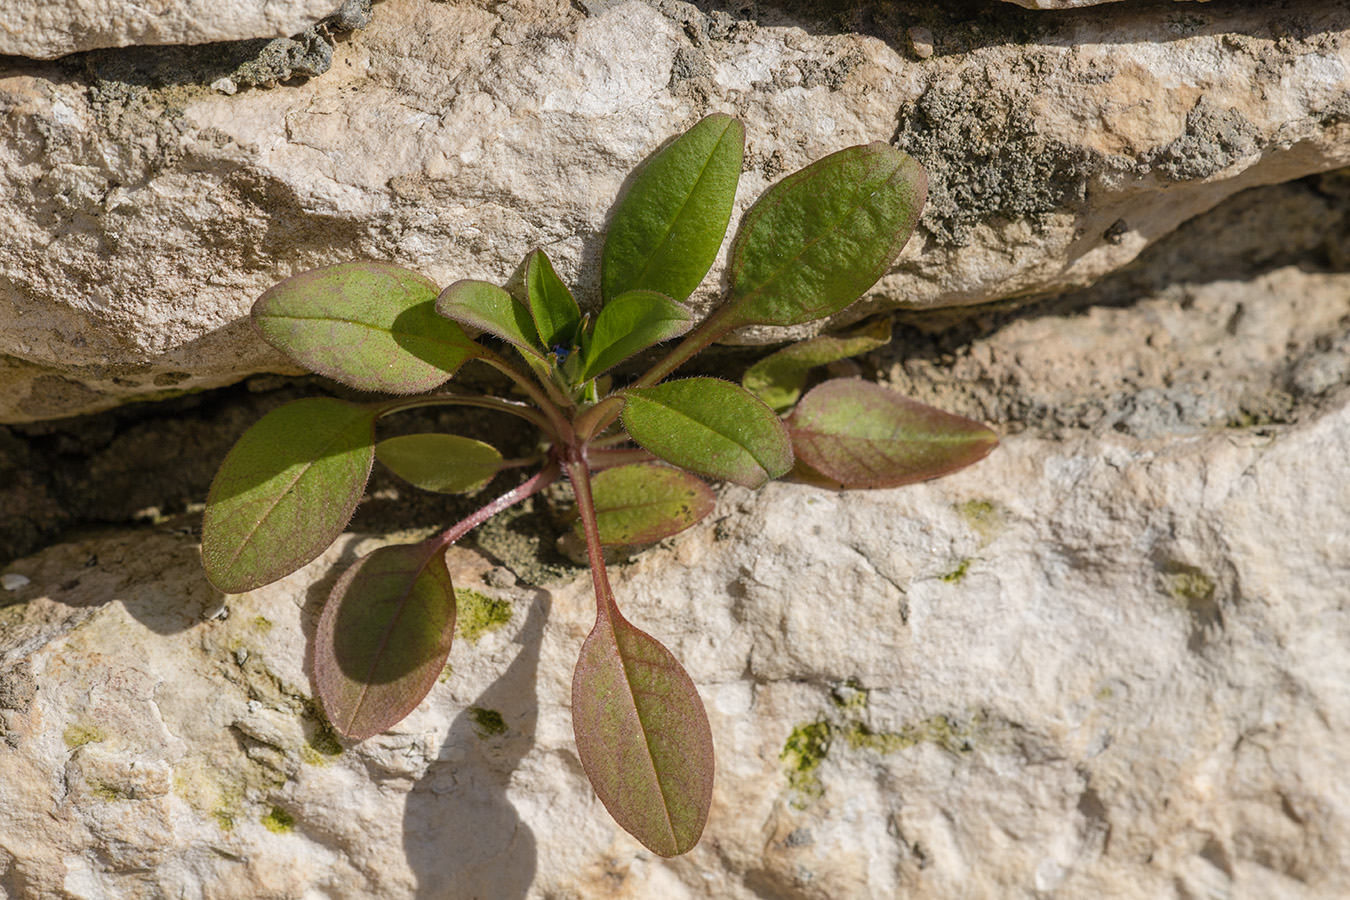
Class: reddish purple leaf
572,598,714,857
786,379,997,489
782,456,846,490
579,463,716,546
314,539,457,740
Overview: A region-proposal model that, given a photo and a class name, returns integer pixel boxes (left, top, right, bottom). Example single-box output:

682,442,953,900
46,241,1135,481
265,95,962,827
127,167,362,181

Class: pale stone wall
1,0,1346,421
0,0,347,59
1,3,1348,898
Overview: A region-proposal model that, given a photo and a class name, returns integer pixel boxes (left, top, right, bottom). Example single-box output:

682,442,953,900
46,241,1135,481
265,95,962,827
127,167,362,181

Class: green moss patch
456,589,512,644
782,701,986,806
781,721,832,806
957,499,1004,540
1164,565,1216,606
173,754,286,834
1162,561,1222,650
469,707,508,738
844,714,980,756
90,780,132,802
299,697,344,761
261,806,295,833
830,678,869,711
941,558,972,583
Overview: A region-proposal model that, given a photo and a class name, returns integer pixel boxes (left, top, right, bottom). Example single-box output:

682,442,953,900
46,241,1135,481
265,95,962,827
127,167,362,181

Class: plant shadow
401,588,548,899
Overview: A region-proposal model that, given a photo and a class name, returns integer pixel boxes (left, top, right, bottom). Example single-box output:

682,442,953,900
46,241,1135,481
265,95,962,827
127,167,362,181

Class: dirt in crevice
871,171,1350,440
0,364,547,569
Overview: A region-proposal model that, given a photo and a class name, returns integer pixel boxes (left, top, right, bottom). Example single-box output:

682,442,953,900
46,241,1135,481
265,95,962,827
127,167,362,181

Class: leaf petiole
587,432,637,450
564,460,618,618
630,300,743,391
430,460,562,552
496,452,550,470
573,395,626,444
585,447,656,471
373,390,554,434
475,350,576,443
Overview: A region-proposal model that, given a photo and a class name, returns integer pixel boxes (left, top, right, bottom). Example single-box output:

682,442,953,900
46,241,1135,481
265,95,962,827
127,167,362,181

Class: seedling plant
201,115,996,857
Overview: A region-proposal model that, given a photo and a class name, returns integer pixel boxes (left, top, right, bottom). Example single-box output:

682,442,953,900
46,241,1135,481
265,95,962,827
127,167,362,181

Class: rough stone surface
4,0,1348,895
3,178,1350,893
881,170,1350,441
1,0,1348,421
0,0,346,60
3,163,1348,566
2,383,1348,898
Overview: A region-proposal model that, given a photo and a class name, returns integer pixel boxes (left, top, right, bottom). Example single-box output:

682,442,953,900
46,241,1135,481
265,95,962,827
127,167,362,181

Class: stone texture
5,163,1347,567
3,208,1349,894
1,0,1348,421
4,0,1348,895
2,380,1348,897
880,170,1350,441
0,0,346,60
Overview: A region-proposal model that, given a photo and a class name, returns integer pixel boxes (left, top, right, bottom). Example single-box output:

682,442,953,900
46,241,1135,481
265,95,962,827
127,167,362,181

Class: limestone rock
3,176,1348,893
1,0,1348,422
0,0,347,60
2,376,1348,896
883,173,1350,441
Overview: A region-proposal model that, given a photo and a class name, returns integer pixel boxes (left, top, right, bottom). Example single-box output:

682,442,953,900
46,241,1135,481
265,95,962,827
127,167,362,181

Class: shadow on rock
403,589,548,899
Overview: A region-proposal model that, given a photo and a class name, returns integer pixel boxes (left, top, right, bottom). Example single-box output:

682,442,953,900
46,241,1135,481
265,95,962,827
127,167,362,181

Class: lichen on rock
895,58,1101,247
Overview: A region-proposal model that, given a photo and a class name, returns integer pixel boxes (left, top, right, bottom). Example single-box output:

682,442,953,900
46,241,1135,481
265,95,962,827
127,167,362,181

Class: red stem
431,460,561,552
564,458,618,623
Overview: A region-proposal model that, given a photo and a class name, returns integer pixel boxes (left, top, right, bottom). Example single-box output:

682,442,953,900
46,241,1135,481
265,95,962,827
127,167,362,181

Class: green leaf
524,249,582,351
601,113,745,303
786,379,997,489
724,143,927,328
579,290,694,381
572,605,714,856
314,539,457,740
577,463,716,546
743,318,892,413
202,398,376,593
252,261,479,394
436,279,542,359
375,434,505,494
620,378,792,489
